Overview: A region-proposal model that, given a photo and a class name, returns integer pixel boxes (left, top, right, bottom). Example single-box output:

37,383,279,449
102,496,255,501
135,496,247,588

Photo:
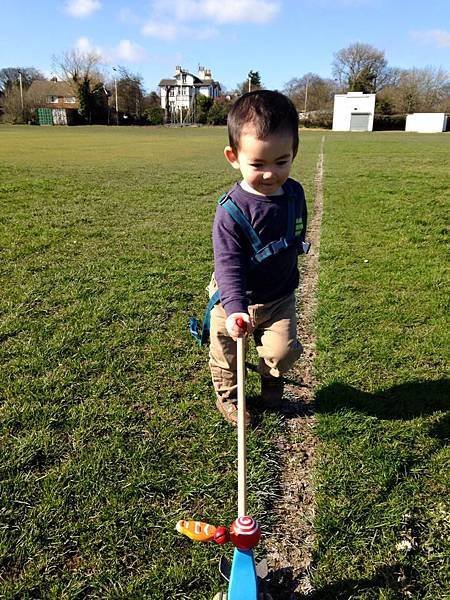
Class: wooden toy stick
235,318,247,518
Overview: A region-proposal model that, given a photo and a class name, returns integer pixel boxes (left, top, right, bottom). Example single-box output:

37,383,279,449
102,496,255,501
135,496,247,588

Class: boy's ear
224,146,240,170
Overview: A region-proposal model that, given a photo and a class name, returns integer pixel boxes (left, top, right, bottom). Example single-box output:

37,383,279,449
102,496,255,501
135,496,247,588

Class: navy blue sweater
212,178,307,316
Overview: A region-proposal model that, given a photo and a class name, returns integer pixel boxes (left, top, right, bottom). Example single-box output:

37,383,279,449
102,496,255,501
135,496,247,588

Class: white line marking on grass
265,135,326,598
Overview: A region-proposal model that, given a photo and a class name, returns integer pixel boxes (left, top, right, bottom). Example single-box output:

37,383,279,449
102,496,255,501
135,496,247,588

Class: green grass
0,126,448,599
312,132,449,599
0,125,320,599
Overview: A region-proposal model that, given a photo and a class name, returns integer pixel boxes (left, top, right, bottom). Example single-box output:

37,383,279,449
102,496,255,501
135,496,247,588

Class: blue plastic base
228,548,258,599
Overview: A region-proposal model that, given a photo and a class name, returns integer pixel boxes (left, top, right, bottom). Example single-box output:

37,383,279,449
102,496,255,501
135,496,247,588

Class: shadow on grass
265,378,449,599
315,378,450,422
266,561,422,599
286,563,421,600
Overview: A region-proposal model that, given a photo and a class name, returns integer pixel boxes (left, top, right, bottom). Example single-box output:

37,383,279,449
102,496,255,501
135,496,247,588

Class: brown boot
215,397,251,427
260,375,284,408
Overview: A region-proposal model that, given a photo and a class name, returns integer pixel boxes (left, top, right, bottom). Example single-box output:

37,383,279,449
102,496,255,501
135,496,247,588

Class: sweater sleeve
212,205,249,316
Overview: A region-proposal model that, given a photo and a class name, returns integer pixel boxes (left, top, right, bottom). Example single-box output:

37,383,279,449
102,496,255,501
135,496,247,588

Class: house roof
159,79,220,88
29,80,76,97
193,81,218,87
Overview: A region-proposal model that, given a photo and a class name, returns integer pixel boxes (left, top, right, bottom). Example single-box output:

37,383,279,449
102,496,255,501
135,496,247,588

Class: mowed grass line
0,125,321,599
312,132,449,599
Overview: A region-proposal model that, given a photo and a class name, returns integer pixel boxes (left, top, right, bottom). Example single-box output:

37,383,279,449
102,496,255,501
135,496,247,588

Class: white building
405,113,448,133
159,66,221,123
332,92,376,132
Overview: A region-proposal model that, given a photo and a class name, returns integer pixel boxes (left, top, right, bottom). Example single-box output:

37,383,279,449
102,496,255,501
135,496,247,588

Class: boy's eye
276,161,288,166
250,163,263,168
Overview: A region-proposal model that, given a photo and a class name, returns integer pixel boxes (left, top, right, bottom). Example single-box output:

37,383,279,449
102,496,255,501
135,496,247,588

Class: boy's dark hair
227,90,299,156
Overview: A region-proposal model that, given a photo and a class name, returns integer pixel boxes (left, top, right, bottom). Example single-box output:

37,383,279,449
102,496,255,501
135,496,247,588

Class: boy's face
224,126,295,196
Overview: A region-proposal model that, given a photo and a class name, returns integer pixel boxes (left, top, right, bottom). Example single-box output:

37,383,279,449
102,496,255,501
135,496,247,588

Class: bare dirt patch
264,136,325,599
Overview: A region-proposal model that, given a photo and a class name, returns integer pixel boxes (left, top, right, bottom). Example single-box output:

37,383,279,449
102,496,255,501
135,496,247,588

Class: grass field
312,131,449,599
0,125,448,599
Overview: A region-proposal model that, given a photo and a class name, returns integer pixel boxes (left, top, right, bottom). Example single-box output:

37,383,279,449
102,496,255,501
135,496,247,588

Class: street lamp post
18,71,24,121
304,77,309,114
112,67,119,125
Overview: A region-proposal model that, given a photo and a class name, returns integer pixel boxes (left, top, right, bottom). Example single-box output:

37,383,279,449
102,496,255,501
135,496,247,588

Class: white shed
332,92,376,132
405,113,447,133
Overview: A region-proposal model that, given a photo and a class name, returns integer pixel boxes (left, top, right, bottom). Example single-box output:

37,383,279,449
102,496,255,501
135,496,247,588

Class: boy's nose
262,171,274,179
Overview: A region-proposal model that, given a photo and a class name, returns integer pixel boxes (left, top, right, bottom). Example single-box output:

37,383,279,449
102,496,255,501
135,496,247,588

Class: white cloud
74,36,147,65
151,0,279,24
65,0,101,18
198,0,279,23
411,29,450,48
141,21,179,41
140,0,278,42
141,19,219,41
75,36,103,56
115,40,147,62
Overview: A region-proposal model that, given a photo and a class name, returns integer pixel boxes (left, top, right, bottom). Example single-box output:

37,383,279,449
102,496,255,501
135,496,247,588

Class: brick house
28,78,79,109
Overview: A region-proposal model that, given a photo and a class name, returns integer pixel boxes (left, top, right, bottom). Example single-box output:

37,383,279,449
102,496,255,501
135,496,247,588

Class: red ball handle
236,317,247,332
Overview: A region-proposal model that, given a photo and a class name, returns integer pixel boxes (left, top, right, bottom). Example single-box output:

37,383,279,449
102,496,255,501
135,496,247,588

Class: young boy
208,90,308,426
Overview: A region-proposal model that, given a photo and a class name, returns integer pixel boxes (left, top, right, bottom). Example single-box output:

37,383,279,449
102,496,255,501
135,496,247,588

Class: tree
0,67,46,123
332,42,393,93
284,73,338,112
207,97,233,125
194,94,213,124
144,106,164,125
143,91,161,111
52,49,103,92
0,67,45,93
377,66,450,114
236,71,262,95
109,66,145,122
52,49,108,123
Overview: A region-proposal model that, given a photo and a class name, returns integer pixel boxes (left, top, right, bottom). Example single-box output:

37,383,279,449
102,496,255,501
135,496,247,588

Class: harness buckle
270,238,289,253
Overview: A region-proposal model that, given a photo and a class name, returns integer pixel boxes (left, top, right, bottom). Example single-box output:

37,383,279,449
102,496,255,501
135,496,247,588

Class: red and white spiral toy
230,516,261,550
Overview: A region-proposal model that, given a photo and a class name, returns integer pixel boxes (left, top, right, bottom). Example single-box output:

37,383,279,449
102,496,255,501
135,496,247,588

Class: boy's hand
225,313,253,340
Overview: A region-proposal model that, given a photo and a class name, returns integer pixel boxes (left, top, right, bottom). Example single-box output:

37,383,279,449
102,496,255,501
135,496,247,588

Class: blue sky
1,0,449,92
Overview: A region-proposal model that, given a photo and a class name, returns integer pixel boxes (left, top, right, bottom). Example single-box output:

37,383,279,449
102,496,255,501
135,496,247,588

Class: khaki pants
208,275,303,401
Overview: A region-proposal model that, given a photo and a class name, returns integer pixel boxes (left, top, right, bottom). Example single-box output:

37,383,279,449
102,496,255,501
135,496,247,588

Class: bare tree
0,67,45,122
284,73,338,112
52,49,104,93
106,66,145,121
0,67,45,93
332,42,393,93
378,66,450,114
52,49,107,123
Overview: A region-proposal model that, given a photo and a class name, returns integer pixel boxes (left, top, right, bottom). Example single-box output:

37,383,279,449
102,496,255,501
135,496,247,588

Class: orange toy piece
176,520,218,542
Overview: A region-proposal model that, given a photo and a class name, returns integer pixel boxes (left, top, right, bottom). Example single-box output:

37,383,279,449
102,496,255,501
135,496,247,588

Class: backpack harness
189,192,311,346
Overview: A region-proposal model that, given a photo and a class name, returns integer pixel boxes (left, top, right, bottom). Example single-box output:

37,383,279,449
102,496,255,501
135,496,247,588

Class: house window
64,97,76,104
47,95,59,103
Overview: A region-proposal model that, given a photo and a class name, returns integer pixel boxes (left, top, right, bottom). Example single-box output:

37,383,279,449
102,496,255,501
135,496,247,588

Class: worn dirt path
264,136,326,599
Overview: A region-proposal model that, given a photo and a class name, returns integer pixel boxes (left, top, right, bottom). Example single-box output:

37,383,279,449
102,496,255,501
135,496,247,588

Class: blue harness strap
189,289,220,346
218,194,263,255
189,190,310,346
220,193,306,265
